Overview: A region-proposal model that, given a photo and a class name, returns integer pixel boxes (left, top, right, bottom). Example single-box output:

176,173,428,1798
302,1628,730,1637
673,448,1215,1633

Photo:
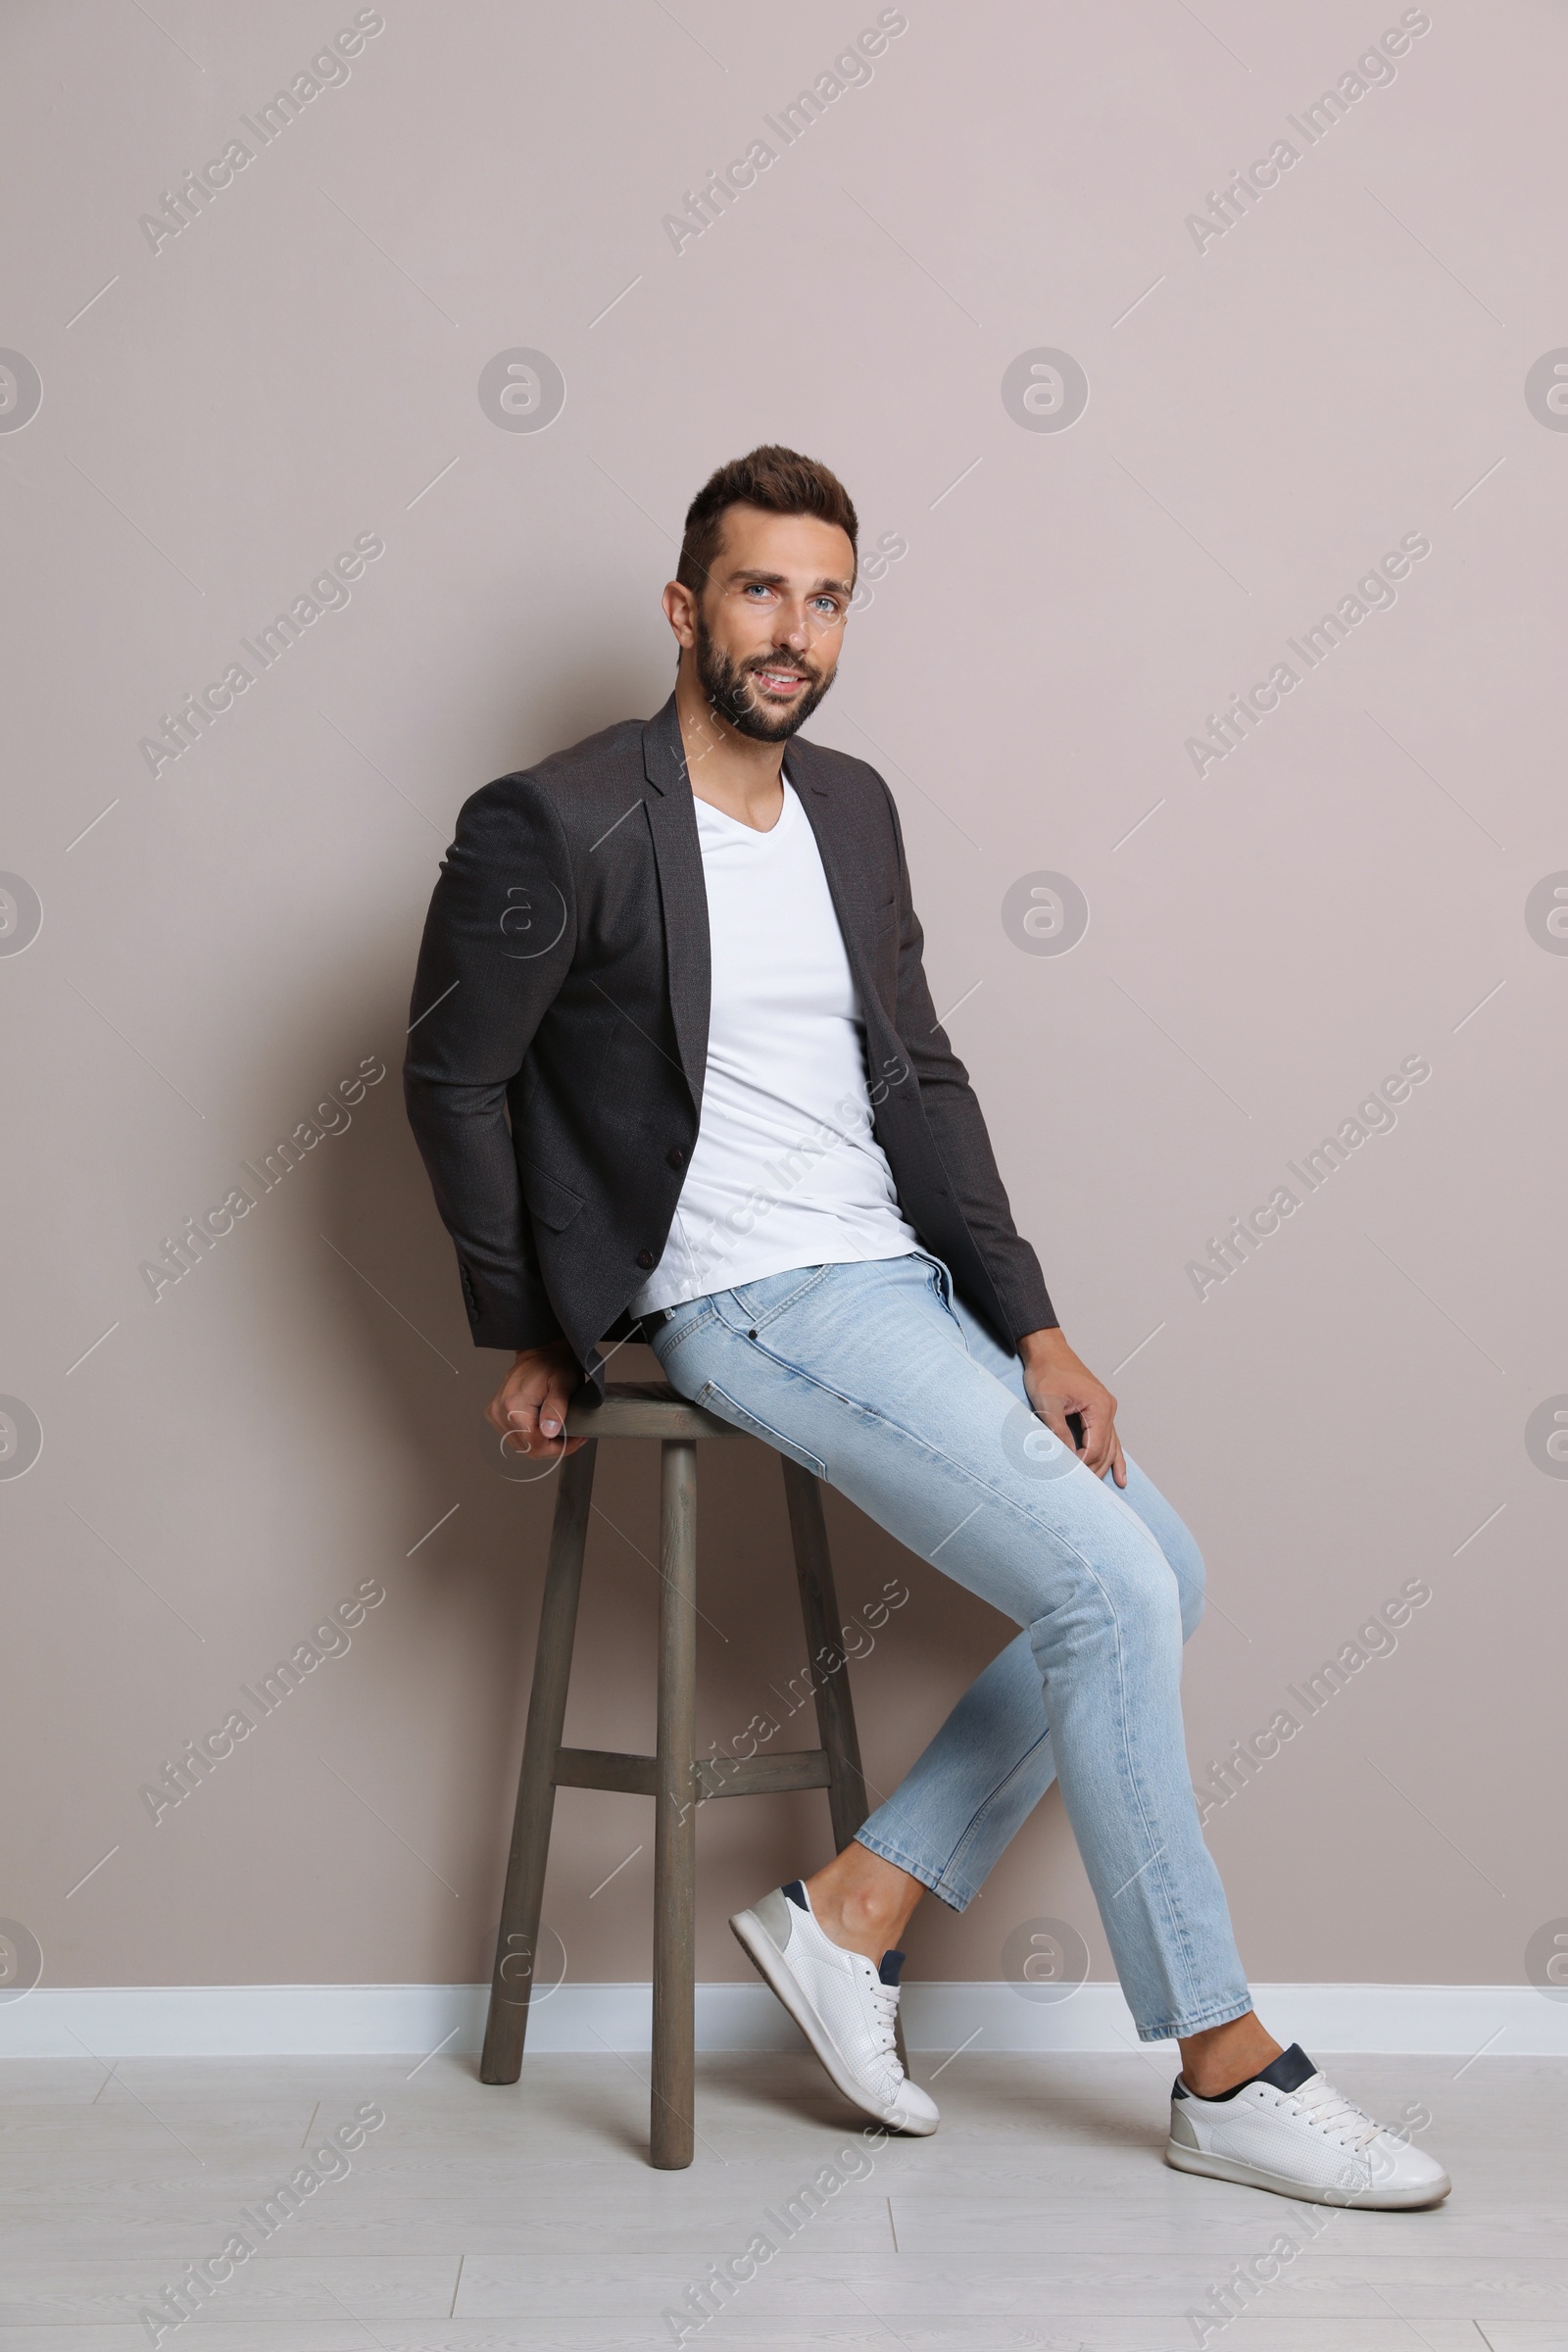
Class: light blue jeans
645,1250,1252,2043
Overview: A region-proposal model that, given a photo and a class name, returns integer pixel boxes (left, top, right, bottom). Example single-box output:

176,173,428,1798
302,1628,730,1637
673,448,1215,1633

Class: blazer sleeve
403,773,577,1352
879,777,1059,1340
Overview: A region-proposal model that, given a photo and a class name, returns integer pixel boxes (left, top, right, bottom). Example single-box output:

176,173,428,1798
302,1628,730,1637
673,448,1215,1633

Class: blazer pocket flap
519,1156,586,1232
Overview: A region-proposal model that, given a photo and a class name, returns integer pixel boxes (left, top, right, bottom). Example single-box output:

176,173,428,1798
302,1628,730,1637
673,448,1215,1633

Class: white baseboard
1,1982,1564,2059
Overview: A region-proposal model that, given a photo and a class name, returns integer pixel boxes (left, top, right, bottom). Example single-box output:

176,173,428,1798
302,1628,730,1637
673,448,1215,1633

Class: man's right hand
486,1341,587,1459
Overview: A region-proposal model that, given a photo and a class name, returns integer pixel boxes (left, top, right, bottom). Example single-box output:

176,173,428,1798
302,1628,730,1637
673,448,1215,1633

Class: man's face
677,505,856,742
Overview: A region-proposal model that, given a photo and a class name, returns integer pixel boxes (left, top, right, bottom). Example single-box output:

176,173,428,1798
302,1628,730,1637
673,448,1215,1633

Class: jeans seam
920,1251,962,1329
694,1379,828,1479
896,1730,1057,1902
1137,1994,1253,2043
724,1261,837,1336
855,1829,978,1914
1102,1581,1205,2030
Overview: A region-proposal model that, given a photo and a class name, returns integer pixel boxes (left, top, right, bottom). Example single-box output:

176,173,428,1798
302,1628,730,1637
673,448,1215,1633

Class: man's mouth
752,666,809,694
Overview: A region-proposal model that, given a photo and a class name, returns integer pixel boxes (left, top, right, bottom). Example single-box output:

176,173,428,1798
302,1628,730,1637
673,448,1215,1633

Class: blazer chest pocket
519,1154,585,1233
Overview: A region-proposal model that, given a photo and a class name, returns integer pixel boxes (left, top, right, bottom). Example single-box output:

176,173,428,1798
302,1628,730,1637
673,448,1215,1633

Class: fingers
1023,1356,1126,1485
487,1366,581,1457
1077,1388,1120,1479
1078,1404,1112,1477
1037,1400,1077,1447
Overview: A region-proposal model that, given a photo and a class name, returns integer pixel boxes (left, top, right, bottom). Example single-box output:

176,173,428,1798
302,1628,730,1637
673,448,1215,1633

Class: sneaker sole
728,1909,936,2136
1165,2135,1451,2208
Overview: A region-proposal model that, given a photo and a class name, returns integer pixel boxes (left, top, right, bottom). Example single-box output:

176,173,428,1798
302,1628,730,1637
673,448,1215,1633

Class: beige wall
2,0,1562,2004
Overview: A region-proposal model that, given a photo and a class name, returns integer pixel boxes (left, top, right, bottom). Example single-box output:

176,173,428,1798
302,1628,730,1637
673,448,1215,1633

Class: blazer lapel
786,734,886,1017
640,695,710,1111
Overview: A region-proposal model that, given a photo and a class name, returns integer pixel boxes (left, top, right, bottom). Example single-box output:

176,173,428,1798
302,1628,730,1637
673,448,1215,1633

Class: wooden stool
479,1381,883,2168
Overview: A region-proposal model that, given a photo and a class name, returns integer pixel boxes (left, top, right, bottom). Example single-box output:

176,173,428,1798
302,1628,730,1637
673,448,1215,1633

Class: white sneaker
1166,2043,1450,2207
729,1881,939,2135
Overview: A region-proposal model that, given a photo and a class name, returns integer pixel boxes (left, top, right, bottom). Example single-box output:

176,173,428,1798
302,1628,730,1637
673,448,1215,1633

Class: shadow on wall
301,652,662,1539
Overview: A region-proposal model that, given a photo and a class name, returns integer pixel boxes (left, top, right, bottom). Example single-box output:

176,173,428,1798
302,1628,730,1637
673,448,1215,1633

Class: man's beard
693,617,835,742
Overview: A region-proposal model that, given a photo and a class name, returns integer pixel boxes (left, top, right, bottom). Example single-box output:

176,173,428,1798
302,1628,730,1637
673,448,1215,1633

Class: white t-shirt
629,774,920,1314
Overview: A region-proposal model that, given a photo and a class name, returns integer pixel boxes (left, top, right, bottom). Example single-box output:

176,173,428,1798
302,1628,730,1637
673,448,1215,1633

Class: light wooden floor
0,2048,1561,2349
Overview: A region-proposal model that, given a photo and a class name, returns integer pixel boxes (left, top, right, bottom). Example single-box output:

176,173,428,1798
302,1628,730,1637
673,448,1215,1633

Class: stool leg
651,1436,698,2169
781,1455,911,2074
480,1439,598,2086
780,1456,869,1850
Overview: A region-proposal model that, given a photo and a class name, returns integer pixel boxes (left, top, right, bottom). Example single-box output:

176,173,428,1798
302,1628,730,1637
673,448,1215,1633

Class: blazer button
666,1147,685,1169
636,1250,655,1268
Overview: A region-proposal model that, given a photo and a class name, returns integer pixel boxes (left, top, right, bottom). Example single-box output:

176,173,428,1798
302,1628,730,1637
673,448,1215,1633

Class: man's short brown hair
676,444,858,596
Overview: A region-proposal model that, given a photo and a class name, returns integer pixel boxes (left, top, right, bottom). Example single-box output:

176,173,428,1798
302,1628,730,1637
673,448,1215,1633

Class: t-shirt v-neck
627,770,919,1313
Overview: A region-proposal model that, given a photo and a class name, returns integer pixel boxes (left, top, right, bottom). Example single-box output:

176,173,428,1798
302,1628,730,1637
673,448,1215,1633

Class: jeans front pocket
727,1261,836,1337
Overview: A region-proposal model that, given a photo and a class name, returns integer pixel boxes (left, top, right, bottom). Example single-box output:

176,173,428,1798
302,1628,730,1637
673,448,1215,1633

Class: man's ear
662,578,699,650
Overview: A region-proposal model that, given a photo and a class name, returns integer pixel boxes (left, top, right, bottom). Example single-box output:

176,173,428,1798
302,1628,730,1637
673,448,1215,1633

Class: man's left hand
1016,1326,1126,1487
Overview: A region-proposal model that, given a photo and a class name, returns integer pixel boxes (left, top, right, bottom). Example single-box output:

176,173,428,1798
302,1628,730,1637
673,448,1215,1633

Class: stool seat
480,1376,880,2167
564,1380,741,1442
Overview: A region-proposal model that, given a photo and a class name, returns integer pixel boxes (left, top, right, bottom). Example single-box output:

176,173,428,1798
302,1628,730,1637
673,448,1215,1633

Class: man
404,446,1448,2207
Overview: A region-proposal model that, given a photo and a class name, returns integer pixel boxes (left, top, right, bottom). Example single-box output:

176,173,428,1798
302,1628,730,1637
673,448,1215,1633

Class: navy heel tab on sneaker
878,1949,906,1986
1253,2042,1316,2094
1181,2040,1318,2103
783,1881,808,1910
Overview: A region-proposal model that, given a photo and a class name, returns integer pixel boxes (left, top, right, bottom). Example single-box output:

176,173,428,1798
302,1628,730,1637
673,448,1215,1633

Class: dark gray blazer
404,693,1056,1393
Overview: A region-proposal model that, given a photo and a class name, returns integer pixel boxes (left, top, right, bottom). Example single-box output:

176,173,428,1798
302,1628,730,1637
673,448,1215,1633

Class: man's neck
674,659,786,832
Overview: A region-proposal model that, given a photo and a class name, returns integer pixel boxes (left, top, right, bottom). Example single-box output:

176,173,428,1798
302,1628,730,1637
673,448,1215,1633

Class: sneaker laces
865,1978,903,2077
1280,2071,1384,2154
